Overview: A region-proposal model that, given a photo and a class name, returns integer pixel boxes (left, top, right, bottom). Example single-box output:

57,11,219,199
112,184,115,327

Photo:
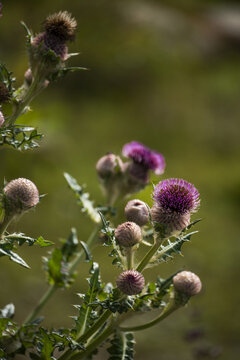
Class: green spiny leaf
107,331,135,360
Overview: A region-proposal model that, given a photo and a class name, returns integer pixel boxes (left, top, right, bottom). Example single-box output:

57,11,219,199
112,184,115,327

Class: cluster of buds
3,178,39,217
96,141,165,203
29,11,77,79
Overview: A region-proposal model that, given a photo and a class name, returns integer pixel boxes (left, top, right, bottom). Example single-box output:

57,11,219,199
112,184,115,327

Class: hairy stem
0,214,15,239
136,236,164,272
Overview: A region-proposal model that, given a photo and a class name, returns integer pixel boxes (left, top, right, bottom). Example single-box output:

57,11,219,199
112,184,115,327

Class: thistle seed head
116,270,145,295
124,199,149,226
115,222,142,247
3,178,39,214
44,11,77,41
173,271,202,297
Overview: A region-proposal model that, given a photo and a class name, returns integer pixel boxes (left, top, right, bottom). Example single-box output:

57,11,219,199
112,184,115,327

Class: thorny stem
23,225,100,325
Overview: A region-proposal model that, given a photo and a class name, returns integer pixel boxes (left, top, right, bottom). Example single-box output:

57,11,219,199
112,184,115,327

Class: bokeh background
1,0,240,359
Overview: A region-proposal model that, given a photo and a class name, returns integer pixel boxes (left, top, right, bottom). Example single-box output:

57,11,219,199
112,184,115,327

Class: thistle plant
0,7,203,360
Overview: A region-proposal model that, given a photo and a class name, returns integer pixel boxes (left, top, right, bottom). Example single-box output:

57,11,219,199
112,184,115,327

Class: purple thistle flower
153,178,200,214
122,141,165,175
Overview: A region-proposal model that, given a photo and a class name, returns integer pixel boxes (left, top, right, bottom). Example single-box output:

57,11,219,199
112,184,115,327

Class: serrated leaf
79,241,92,261
107,331,135,360
0,247,30,268
64,172,101,224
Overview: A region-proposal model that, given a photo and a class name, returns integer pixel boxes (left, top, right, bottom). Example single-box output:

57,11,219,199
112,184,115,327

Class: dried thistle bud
3,178,39,214
0,110,5,127
0,81,10,104
173,271,202,297
125,199,149,226
96,153,123,179
44,11,77,41
115,222,141,247
116,270,145,295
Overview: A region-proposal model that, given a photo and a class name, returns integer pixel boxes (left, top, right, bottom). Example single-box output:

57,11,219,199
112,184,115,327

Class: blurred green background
1,0,240,359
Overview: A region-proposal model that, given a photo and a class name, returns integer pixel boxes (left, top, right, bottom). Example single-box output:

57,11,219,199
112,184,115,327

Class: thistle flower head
44,11,77,41
0,110,5,127
122,141,165,175
124,199,149,226
116,270,145,295
173,271,202,297
153,178,200,214
0,81,10,104
96,153,123,179
3,178,39,214
32,32,68,60
115,221,142,247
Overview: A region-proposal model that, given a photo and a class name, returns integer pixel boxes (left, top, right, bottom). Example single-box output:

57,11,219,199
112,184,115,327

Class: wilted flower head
0,110,5,127
32,32,68,61
115,221,142,247
124,199,149,226
151,179,200,235
153,178,200,214
0,81,10,104
116,270,145,295
123,141,165,175
44,11,77,41
173,271,202,297
3,178,39,214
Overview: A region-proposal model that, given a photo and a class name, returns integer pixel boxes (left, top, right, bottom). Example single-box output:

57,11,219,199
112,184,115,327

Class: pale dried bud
0,110,5,127
96,153,122,179
3,178,39,214
125,199,149,226
115,222,141,247
173,271,202,297
151,204,191,236
116,270,145,295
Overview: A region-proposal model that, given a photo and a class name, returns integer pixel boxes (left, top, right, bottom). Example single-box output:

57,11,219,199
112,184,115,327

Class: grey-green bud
125,199,149,226
115,222,142,247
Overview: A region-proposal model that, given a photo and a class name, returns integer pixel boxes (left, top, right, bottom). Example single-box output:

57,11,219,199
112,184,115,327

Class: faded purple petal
122,141,165,175
153,178,200,214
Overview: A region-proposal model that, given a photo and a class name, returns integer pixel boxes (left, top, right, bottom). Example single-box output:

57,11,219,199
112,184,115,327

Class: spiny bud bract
115,222,142,247
3,178,39,214
116,270,145,295
173,271,202,297
124,199,149,226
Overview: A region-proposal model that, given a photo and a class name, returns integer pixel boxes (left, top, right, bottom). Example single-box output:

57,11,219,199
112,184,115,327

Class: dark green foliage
0,126,43,150
64,173,101,224
107,331,135,360
0,233,52,269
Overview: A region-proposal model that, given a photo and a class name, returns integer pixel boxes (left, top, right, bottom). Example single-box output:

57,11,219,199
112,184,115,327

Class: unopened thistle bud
124,199,149,226
116,270,145,295
151,178,200,236
96,153,123,179
115,222,142,247
0,81,10,104
3,178,39,215
0,110,5,127
173,271,202,297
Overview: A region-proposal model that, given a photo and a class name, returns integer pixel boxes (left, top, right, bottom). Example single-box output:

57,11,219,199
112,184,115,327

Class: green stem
70,324,115,360
23,284,57,325
59,310,113,360
136,238,163,273
119,304,180,332
23,226,99,325
0,214,15,238
126,248,134,270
